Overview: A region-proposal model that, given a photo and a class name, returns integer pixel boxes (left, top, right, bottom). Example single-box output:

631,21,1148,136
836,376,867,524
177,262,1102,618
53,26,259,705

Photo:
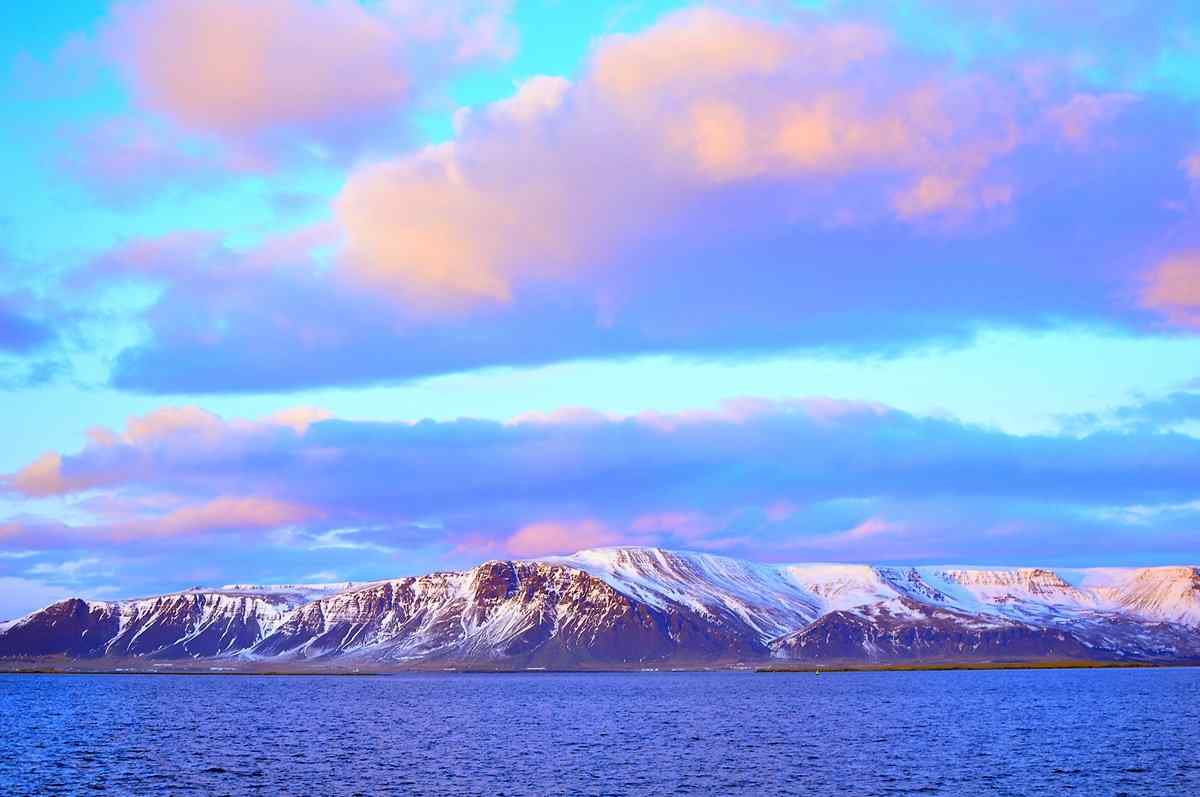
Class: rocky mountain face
0,591,304,659
2,548,1199,667
250,561,764,665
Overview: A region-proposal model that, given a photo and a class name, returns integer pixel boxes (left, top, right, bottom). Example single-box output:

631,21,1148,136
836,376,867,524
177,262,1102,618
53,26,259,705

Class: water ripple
1,668,1198,796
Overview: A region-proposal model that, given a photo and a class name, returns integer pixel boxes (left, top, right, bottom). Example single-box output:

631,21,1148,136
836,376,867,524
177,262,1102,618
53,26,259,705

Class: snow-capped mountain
0,588,310,659
2,548,1198,667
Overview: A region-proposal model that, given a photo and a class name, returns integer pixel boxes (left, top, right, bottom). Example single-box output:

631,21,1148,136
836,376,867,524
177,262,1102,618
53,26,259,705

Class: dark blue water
2,668,1198,796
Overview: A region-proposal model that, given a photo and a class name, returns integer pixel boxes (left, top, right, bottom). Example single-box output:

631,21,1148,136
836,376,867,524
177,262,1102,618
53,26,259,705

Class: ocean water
1,668,1198,796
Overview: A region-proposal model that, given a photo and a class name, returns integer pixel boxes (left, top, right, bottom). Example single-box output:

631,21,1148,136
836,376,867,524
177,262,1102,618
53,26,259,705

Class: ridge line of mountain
2,547,1198,668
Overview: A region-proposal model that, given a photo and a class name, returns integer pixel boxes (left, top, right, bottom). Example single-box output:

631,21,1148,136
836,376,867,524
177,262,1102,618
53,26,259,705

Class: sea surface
1,668,1198,796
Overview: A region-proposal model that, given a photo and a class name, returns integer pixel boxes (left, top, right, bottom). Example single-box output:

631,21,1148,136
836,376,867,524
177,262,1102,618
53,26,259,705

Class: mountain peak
3,551,1198,667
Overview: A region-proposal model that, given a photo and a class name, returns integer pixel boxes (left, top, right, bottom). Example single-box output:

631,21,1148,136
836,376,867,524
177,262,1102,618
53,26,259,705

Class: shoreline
1,659,1196,676
755,659,1186,673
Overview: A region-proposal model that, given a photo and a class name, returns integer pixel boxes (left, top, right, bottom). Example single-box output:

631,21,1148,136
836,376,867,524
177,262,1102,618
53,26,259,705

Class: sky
1,0,1199,618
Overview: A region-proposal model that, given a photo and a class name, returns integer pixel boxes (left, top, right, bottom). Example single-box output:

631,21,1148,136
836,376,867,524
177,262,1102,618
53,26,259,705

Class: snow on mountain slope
903,565,1200,628
105,590,302,657
776,564,898,612
545,549,1200,661
218,583,357,603
0,588,309,659
1110,567,1200,627
1,548,1197,665
907,567,1106,622
252,560,765,664
556,550,991,637
552,548,822,640
553,549,1173,633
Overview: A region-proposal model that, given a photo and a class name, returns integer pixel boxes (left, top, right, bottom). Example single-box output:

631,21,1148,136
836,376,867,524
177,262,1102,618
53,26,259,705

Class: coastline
1,658,1196,676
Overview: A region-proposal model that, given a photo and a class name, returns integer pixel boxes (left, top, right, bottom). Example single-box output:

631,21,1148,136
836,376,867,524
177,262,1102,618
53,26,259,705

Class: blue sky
1,0,1199,617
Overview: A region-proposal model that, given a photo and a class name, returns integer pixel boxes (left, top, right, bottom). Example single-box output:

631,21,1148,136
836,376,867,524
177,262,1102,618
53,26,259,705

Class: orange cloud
125,405,223,444
634,397,890,432
105,0,514,146
765,500,800,523
486,75,570,124
506,520,620,557
801,516,910,552
504,407,611,427
1141,251,1200,329
12,453,74,497
108,0,408,136
630,512,714,541
127,496,318,539
1047,93,1137,145
5,405,338,497
590,9,811,104
266,406,333,435
336,8,1022,307
1185,152,1200,182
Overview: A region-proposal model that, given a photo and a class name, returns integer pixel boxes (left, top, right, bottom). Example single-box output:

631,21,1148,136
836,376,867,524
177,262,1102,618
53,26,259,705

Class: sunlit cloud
1141,251,1200,329
506,520,623,558
104,0,513,151
337,8,1022,305
4,398,1200,568
60,6,1199,394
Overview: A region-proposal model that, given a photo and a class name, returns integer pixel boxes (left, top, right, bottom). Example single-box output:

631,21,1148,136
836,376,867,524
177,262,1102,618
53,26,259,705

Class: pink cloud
86,427,120,447
630,511,715,541
504,407,612,427
1046,92,1138,145
2,496,318,546
483,75,570,125
81,230,224,285
448,532,503,558
55,116,223,204
505,520,621,557
265,407,333,435
107,0,410,139
1185,152,1200,182
1141,251,1200,329
634,397,891,432
101,0,513,156
11,453,87,498
335,7,1026,308
589,9,861,103
5,405,338,498
6,396,1200,564
794,398,891,424
122,495,318,540
766,516,921,559
125,406,224,444
765,500,800,523
837,517,906,543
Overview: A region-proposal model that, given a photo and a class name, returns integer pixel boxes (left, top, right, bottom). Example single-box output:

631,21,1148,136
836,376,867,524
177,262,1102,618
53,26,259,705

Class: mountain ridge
3,547,1198,668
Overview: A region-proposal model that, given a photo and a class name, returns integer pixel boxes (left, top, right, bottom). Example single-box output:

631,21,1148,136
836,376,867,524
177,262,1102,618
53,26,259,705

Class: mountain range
3,547,1198,669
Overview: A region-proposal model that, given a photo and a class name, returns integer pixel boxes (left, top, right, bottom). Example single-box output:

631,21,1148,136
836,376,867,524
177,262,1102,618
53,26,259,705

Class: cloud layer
5,398,1199,575
53,0,516,204
108,0,414,142
338,10,1020,304
76,6,1200,393
1142,251,1200,329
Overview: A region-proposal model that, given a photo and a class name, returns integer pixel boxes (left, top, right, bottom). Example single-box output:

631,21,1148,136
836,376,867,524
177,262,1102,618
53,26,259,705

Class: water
1,668,1198,796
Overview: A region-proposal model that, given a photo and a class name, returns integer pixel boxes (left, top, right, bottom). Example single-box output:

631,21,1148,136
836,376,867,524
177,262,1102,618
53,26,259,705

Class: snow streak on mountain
2,549,1198,667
